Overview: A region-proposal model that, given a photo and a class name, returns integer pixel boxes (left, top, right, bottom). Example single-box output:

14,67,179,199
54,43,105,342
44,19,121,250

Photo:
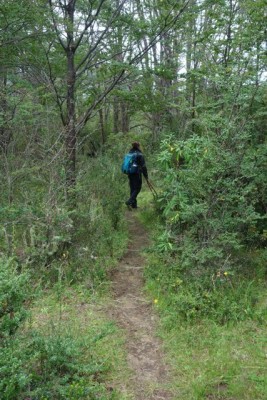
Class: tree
45,0,191,205
156,0,267,272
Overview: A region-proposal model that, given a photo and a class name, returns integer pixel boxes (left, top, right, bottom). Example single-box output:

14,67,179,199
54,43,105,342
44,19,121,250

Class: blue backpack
121,152,140,174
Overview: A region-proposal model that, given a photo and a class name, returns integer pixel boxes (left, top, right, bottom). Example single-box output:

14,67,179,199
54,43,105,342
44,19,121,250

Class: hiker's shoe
125,201,132,211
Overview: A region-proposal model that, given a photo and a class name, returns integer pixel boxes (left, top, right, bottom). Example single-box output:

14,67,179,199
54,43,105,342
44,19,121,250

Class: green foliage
0,265,123,400
145,252,266,325
0,148,127,286
0,257,29,337
157,129,267,272
0,329,117,400
1,0,266,398
65,153,128,285
143,210,267,399
0,341,29,400
159,318,267,400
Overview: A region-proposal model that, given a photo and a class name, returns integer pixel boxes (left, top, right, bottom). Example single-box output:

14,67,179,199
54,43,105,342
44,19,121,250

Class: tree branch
48,0,67,50
75,0,192,133
43,42,67,125
76,69,125,132
73,0,106,52
76,0,127,72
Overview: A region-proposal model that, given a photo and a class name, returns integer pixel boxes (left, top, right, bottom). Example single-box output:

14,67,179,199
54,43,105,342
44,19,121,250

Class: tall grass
140,200,267,400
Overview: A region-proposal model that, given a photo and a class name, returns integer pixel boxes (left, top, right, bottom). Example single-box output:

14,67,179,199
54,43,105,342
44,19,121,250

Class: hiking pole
146,179,158,199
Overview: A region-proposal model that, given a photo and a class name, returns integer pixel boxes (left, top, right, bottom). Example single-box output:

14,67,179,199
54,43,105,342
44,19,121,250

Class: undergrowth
0,269,131,400
0,152,130,399
139,201,267,400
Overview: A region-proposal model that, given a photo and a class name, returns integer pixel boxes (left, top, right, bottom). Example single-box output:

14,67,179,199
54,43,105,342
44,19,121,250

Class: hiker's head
132,141,141,150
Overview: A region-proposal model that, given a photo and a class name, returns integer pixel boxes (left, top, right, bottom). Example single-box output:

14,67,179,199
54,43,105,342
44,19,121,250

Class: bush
0,148,127,287
0,257,29,338
0,327,117,400
157,128,267,273
61,153,128,285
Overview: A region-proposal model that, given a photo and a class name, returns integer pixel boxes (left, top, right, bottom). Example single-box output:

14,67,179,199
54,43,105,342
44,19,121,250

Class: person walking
124,141,148,209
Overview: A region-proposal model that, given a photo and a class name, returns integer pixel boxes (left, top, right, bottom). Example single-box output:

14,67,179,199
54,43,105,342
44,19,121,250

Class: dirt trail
108,211,173,400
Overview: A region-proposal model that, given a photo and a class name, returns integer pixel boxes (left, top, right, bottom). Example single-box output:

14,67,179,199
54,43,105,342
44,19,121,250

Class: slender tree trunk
121,101,129,133
223,0,233,68
113,97,120,133
0,74,12,155
66,50,76,188
65,1,76,203
186,27,192,103
99,108,106,144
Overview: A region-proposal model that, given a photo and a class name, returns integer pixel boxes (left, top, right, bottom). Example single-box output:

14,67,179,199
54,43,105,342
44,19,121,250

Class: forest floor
106,210,173,400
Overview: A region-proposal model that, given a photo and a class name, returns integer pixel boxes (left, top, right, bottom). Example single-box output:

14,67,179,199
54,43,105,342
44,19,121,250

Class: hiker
122,141,148,209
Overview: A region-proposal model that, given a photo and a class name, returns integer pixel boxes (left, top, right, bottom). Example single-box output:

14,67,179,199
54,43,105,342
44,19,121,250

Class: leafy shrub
0,328,117,400
157,128,267,273
0,257,29,338
0,255,117,399
0,150,127,288
65,153,127,285
0,340,30,399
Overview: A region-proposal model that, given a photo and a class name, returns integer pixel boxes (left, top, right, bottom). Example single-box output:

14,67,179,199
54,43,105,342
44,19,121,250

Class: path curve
108,211,173,400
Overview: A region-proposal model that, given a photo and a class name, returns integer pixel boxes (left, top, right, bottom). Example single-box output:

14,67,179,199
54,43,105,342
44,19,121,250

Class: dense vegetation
1,0,266,399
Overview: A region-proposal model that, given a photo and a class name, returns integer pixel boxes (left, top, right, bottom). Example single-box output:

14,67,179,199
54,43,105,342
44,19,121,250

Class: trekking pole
146,179,158,199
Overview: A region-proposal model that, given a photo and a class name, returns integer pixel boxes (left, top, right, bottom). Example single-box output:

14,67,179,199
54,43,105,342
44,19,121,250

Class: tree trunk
99,108,106,144
113,97,120,133
121,101,129,133
65,1,76,204
0,74,12,155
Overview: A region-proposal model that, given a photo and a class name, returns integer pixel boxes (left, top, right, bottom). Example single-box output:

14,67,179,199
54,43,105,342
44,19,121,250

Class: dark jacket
129,148,148,179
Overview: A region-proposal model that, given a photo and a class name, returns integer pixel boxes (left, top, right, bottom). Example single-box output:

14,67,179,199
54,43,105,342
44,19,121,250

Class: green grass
0,179,132,399
145,258,267,400
5,183,264,399
26,285,134,400
158,319,267,399
0,215,132,399
138,200,267,400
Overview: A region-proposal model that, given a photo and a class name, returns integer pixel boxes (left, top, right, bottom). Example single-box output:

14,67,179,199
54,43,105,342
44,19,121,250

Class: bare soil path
107,211,173,400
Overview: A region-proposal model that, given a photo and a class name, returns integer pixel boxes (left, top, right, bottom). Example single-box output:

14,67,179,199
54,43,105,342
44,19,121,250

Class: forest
0,0,266,399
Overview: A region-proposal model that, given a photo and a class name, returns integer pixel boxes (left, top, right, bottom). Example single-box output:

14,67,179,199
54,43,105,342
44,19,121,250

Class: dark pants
127,174,142,208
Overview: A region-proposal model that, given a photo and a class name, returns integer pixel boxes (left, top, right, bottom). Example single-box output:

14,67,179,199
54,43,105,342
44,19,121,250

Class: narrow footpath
107,211,173,400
